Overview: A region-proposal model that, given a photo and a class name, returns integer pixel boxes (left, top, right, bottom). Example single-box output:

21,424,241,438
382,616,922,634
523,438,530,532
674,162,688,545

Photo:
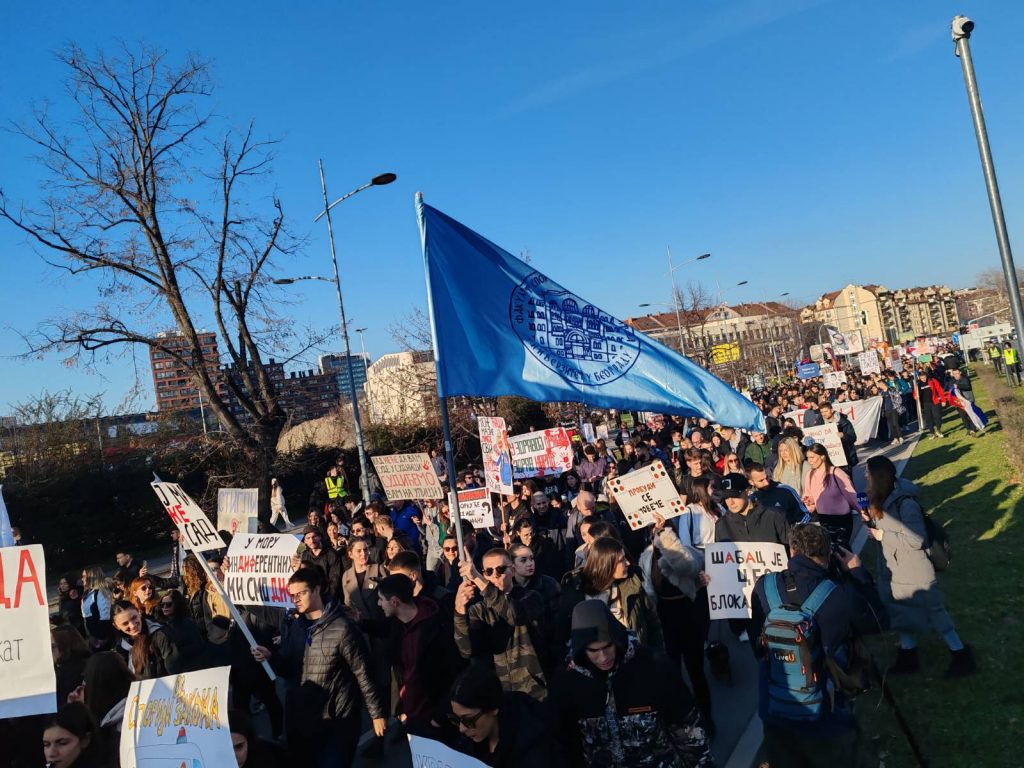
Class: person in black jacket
252,566,385,768
157,589,208,671
450,662,555,768
111,600,182,679
295,526,342,601
714,473,790,546
819,401,858,467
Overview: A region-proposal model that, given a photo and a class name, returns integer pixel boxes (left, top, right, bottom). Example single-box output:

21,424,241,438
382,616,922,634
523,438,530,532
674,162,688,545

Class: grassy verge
855,369,1023,767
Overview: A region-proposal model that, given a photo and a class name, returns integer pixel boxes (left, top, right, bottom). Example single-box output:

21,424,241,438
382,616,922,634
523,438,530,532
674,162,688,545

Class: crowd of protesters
3,342,984,768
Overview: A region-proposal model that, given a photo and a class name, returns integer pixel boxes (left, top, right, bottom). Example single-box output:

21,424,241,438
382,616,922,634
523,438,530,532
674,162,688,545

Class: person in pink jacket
801,442,859,547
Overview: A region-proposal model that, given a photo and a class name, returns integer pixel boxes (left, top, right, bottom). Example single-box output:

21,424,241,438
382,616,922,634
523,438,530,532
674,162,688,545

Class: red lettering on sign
14,550,44,608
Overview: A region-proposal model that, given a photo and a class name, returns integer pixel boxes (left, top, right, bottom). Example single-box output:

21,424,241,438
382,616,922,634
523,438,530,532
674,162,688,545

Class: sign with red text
372,453,445,501
705,542,789,620
225,534,300,607
456,487,494,529
152,482,226,553
509,428,573,479
0,545,57,717
216,488,259,536
120,666,234,768
606,460,684,530
478,416,514,495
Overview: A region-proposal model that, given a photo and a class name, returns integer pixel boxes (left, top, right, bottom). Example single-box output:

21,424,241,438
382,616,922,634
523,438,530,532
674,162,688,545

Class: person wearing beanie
548,601,713,767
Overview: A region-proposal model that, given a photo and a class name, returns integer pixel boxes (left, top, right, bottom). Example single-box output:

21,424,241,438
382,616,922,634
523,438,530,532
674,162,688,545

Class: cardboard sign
606,460,684,530
478,417,514,495
581,422,596,443
705,542,789,620
216,488,259,536
802,423,848,466
408,735,488,768
456,487,494,529
371,453,444,501
152,482,226,553
120,666,234,768
0,545,56,717
857,352,881,375
509,428,573,479
822,370,848,389
225,534,300,607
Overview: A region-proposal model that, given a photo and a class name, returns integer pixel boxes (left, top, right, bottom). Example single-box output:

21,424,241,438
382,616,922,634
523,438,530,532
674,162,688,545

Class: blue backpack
761,572,836,721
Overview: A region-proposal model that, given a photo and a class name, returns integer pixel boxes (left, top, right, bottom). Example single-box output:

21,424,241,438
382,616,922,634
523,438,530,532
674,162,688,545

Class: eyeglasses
482,565,510,577
138,585,154,592
288,589,311,600
443,546,458,552
448,710,487,728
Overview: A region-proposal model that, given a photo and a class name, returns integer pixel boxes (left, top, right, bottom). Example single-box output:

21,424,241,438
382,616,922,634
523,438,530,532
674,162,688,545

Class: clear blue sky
3,1,1024,413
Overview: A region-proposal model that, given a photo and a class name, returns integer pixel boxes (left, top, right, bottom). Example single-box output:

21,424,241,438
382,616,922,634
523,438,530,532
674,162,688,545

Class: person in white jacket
269,478,292,527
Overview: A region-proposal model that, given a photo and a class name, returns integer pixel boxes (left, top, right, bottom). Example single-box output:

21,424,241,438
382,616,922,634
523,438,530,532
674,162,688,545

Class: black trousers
657,590,712,722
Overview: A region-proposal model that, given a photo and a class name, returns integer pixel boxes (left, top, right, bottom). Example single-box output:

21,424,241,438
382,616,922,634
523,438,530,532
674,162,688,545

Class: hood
101,696,128,728
310,600,344,633
885,477,919,508
408,595,439,629
569,599,628,663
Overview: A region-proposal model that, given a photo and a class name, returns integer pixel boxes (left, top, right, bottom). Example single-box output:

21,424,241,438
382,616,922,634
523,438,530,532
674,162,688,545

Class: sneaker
945,645,977,678
888,647,921,676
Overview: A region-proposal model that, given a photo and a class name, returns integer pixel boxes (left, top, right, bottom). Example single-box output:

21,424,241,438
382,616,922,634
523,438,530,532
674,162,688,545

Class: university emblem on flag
510,271,640,386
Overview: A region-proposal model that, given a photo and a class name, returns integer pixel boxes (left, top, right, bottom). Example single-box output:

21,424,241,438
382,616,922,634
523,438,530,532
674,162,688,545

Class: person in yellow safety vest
1004,342,1021,386
325,466,349,502
989,343,1004,374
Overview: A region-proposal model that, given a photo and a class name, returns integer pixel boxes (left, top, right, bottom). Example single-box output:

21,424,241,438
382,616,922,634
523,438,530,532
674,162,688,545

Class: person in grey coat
862,457,976,678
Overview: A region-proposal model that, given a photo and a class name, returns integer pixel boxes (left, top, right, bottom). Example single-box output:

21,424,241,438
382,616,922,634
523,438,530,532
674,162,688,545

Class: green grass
855,371,1023,767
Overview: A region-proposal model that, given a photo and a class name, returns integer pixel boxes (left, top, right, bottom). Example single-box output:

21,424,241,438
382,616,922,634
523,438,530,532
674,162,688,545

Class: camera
952,15,974,41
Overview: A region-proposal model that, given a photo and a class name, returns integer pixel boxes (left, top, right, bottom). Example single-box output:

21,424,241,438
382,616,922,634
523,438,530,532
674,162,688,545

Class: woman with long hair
158,589,209,672
80,566,113,651
42,702,102,768
774,436,808,495
863,456,975,677
559,537,663,652
128,576,161,621
111,600,182,679
51,624,91,706
66,651,134,765
180,554,207,622
801,442,859,546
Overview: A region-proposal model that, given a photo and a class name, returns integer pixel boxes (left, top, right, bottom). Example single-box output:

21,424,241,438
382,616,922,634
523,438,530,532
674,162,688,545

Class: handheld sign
371,453,445,501
408,735,488,768
478,416,514,495
456,488,494,529
802,423,848,466
225,534,300,607
152,482,226,552
857,351,881,375
509,428,573,479
120,666,234,768
606,460,684,530
705,542,789,620
0,545,57,717
822,370,848,389
216,488,259,536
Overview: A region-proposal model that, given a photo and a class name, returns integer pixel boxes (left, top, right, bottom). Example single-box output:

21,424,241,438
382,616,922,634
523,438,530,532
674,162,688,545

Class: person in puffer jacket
548,600,714,768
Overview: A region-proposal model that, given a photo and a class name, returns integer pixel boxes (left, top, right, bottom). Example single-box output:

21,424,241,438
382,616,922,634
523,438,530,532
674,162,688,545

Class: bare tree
0,45,302,513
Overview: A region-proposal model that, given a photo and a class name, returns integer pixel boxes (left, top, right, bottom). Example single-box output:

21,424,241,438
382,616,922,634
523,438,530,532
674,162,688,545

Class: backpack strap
800,579,837,616
765,571,784,610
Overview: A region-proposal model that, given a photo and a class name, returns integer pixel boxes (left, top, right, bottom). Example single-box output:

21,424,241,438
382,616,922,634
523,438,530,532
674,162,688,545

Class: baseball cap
717,473,750,499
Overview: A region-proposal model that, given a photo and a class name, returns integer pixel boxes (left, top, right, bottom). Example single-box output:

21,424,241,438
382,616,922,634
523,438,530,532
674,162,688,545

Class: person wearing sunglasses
453,548,548,701
449,662,554,767
157,589,208,672
127,576,162,621
509,543,561,674
433,535,463,592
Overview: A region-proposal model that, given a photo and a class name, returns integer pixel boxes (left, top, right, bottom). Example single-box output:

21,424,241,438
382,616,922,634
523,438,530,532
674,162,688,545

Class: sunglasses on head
448,710,487,728
483,565,510,577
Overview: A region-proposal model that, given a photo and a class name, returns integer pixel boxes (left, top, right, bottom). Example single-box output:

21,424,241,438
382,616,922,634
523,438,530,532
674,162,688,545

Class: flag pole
416,193,466,558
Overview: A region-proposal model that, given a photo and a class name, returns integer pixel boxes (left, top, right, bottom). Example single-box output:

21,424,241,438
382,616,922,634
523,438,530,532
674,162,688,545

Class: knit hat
569,599,627,662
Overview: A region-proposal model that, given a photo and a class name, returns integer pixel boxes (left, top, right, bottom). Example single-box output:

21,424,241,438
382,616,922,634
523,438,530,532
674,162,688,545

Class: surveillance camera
952,15,975,41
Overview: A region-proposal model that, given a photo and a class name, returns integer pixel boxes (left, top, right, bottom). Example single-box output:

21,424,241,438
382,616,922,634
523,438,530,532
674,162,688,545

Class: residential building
365,351,437,426
955,286,1007,327
149,331,227,412
221,359,340,425
319,352,370,400
799,284,887,348
875,286,960,340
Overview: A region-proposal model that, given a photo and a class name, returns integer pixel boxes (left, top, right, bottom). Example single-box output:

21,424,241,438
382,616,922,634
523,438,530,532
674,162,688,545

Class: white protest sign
0,545,56,717
408,734,488,768
456,487,495,529
833,396,883,444
606,460,684,530
857,352,881,375
822,370,848,389
891,358,904,373
582,422,596,444
152,482,226,553
478,416,514,495
705,542,789,620
216,488,259,536
225,534,300,607
371,453,444,501
509,428,573,479
596,423,609,440
802,423,848,466
120,666,234,768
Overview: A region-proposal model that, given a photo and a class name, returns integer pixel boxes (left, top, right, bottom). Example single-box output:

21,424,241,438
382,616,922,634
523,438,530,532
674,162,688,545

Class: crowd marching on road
3,341,985,768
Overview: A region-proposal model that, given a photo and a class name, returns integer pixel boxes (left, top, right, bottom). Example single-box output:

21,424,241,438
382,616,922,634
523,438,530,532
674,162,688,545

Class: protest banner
120,666,234,768
477,416,514,495
455,487,495,529
216,488,259,536
225,534,299,607
802,423,848,466
705,542,789,619
796,362,821,380
581,422,596,443
827,327,864,355
857,351,881,375
408,734,488,768
0,485,13,546
822,370,848,389
509,428,573,479
833,396,883,444
595,423,609,440
606,460,684,530
371,452,444,501
152,482,226,553
0,545,56,717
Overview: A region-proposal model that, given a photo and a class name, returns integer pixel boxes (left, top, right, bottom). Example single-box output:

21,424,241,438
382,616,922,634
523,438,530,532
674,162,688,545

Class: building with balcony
149,331,227,412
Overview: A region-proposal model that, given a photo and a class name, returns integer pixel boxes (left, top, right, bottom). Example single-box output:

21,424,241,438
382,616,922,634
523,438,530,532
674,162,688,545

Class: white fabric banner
225,534,300,607
833,396,883,445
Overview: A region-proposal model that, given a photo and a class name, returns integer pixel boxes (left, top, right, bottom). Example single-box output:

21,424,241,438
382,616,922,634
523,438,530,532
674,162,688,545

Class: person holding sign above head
251,566,386,768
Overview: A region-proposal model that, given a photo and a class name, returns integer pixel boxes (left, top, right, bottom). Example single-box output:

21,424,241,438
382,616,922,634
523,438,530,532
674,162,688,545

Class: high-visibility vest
1005,347,1020,366
989,346,1002,359
325,476,347,500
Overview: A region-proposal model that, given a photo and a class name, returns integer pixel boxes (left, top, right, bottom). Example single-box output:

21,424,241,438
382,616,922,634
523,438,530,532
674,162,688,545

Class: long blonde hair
82,566,110,596
776,436,805,473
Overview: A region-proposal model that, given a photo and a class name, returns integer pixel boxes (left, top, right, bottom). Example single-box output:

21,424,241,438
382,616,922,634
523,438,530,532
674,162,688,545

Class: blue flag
416,196,766,432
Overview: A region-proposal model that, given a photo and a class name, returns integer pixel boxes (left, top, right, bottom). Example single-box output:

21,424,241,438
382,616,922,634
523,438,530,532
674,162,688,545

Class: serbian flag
947,386,988,432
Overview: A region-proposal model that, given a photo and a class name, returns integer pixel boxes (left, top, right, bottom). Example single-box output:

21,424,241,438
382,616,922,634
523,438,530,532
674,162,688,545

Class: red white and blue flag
947,386,987,432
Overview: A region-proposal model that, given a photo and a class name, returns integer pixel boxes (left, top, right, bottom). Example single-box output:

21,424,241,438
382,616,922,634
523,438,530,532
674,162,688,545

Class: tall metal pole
667,247,687,356
318,160,372,501
952,17,1024,365
355,328,374,423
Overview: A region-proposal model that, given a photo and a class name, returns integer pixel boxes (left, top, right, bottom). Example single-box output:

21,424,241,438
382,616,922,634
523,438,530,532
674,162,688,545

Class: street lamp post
665,250,711,356
354,327,373,423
